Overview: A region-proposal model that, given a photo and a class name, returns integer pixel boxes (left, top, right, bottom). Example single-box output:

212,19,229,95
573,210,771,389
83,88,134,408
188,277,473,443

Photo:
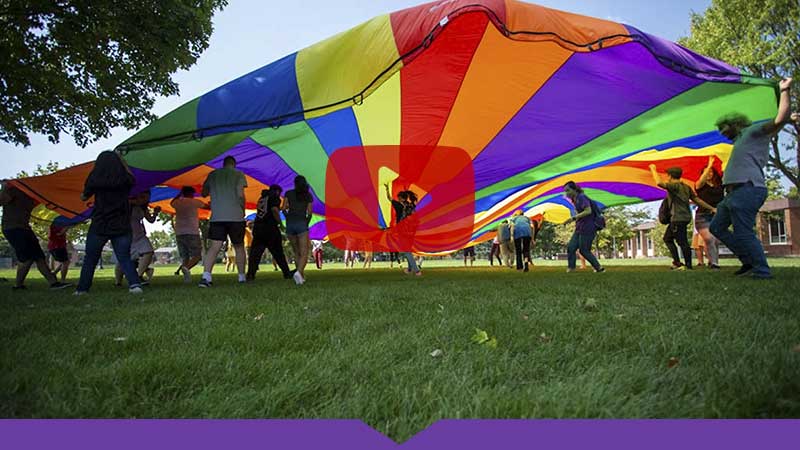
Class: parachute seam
116,3,767,153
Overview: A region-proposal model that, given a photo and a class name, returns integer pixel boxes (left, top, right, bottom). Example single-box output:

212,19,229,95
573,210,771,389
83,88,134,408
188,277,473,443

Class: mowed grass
1,259,799,441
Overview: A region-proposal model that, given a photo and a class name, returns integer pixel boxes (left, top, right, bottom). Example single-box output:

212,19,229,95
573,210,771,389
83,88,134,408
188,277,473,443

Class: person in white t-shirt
171,186,209,283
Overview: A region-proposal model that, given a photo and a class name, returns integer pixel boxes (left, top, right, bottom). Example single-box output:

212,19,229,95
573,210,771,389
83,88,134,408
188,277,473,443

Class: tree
595,206,651,258
1,0,228,147
533,222,560,258
149,230,176,250
679,0,800,191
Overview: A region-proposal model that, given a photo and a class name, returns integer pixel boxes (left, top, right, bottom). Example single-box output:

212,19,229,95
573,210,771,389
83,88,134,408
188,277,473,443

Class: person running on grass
562,181,605,273
510,210,533,272
47,223,72,283
224,238,236,272
129,190,160,283
463,245,475,267
75,151,141,295
171,186,209,283
198,156,248,287
649,165,716,271
385,184,422,276
283,175,314,285
709,82,794,279
247,185,293,281
694,157,724,270
0,183,71,291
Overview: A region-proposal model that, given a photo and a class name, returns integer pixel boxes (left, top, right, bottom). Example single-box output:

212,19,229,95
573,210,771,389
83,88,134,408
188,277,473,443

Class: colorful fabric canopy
11,0,777,252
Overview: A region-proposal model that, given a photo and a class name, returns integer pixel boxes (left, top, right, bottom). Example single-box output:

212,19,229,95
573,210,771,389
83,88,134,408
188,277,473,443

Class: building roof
760,198,800,212
632,221,657,231
154,247,177,253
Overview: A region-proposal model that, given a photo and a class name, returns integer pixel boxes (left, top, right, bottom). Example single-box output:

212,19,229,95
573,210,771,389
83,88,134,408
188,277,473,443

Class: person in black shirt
75,151,142,295
246,185,292,281
695,157,725,269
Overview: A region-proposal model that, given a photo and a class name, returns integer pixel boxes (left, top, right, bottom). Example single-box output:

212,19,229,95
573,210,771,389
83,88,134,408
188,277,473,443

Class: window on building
769,214,788,245
647,235,653,250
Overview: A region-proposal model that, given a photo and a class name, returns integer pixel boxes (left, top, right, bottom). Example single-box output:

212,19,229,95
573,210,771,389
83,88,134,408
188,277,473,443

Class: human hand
649,164,657,170
707,156,715,167
779,78,792,91
791,112,799,124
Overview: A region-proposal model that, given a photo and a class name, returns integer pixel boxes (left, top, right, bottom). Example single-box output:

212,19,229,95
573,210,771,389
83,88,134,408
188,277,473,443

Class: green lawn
1,260,799,441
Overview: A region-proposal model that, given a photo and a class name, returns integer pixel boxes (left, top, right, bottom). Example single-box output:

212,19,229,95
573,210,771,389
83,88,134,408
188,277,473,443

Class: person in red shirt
47,224,71,282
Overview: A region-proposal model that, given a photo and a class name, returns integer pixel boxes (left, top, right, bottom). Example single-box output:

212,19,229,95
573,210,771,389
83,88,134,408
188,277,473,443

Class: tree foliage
679,0,800,191
0,0,228,147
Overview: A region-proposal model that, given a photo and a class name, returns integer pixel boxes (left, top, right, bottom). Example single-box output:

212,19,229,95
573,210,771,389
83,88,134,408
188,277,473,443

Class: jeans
247,225,291,279
710,184,770,277
514,236,531,270
489,243,502,265
664,221,692,268
567,231,601,270
404,253,419,273
77,231,140,292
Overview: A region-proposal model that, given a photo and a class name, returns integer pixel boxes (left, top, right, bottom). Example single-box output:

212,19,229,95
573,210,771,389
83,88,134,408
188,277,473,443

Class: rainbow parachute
11,0,777,251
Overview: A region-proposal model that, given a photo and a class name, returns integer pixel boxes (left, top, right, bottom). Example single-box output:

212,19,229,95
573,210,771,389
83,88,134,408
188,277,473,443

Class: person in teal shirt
510,210,532,272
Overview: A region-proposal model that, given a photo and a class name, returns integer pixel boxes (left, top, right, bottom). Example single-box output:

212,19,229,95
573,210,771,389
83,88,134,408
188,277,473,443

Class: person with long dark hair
283,175,314,285
695,156,724,270
247,185,292,281
562,181,605,273
75,151,142,295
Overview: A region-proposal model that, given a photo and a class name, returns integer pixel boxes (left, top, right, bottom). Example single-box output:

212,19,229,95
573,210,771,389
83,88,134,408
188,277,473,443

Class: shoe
49,282,72,290
140,280,150,286
414,271,423,277
674,266,687,271
404,269,412,275
12,285,27,290
523,262,529,272
284,270,295,280
566,268,576,273
293,271,305,285
709,264,721,270
145,268,154,280
174,267,181,276
73,290,87,296
198,279,212,288
595,267,606,273
129,286,143,294
734,264,753,276
181,266,192,283
670,263,684,271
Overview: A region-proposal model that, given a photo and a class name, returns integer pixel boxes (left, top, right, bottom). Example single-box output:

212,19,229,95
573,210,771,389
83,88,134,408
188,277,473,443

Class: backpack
590,200,606,231
658,196,672,225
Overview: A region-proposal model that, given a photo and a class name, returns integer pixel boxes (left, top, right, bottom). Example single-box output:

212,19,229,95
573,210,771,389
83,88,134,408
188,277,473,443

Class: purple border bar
1,419,798,450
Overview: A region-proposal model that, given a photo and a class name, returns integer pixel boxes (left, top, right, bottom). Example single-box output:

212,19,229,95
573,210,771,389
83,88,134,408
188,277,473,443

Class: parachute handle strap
353,93,364,106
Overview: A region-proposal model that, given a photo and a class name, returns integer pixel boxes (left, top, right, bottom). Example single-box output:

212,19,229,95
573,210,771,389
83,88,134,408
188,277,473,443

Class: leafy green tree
149,230,176,250
1,0,228,147
595,206,651,258
679,0,800,191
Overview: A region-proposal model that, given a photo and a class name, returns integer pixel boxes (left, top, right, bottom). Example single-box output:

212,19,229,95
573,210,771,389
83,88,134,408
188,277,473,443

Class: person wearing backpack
563,181,605,273
650,165,717,270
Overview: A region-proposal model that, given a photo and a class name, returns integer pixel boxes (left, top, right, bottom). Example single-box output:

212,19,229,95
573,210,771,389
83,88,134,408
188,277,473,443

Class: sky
1,0,713,178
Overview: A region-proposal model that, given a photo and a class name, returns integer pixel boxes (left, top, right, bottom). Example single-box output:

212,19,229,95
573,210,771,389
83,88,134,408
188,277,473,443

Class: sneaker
734,264,753,276
670,263,684,271
145,268,154,281
198,279,212,288
73,290,87,296
49,282,73,290
181,266,192,284
293,271,305,285
523,262,529,272
566,268,576,273
414,271,423,277
709,264,721,270
595,267,606,273
12,285,27,290
284,270,296,280
129,286,143,295
674,266,687,272
174,267,181,276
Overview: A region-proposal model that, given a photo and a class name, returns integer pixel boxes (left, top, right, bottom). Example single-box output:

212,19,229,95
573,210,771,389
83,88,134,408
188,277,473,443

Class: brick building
757,198,800,257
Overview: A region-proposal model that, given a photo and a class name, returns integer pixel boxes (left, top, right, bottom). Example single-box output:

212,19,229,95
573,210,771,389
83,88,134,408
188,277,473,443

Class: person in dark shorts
650,165,717,270
463,245,475,267
47,223,71,283
247,186,292,281
198,156,248,287
171,186,209,283
0,183,70,290
283,175,314,285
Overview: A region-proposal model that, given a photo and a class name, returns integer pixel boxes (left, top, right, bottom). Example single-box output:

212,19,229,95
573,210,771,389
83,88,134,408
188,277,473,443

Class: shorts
694,211,714,230
49,247,69,263
209,221,245,244
130,236,154,260
464,246,475,257
3,228,45,263
691,232,705,249
285,220,309,237
176,234,202,260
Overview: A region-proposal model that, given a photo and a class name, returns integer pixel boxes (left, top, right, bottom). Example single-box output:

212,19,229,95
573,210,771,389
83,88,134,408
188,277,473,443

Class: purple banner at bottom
1,419,798,449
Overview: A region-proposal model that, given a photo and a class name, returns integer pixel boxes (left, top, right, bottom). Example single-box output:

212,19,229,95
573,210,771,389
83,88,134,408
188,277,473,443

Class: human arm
238,174,246,211
649,164,667,188
762,78,792,135
384,183,392,202
696,156,715,189
306,202,313,225
690,192,716,214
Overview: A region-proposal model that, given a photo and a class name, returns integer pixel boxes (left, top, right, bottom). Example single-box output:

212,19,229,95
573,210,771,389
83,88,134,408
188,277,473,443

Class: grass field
1,258,799,441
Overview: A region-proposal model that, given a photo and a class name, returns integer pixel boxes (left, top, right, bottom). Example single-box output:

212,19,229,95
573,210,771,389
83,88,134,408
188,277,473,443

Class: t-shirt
664,181,693,224
202,167,247,222
512,215,532,239
84,174,134,236
722,123,771,188
48,225,67,250
696,183,724,215
1,186,36,231
284,189,312,223
391,199,406,224
256,195,282,228
573,193,595,234
172,197,204,236
130,206,147,241
497,222,511,242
